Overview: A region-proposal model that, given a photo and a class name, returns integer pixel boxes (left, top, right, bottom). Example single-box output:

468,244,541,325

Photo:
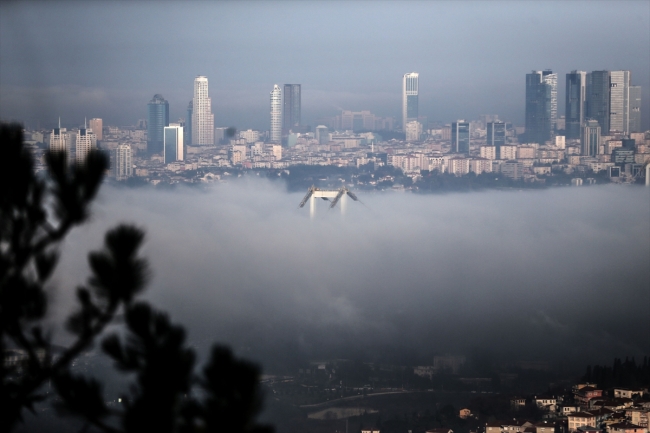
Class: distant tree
0,123,273,432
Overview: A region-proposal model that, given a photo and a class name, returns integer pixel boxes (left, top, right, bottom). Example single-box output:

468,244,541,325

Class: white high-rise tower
270,84,282,143
191,76,214,145
402,72,419,130
609,70,631,134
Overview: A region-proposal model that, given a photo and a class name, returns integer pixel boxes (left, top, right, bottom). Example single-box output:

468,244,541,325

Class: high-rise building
608,70,630,133
282,84,301,135
164,124,184,164
185,101,193,146
402,72,419,130
114,144,133,180
49,125,69,153
586,71,610,134
581,119,601,156
191,76,214,145
451,120,470,154
629,85,642,133
405,121,422,142
75,126,97,165
525,70,557,144
147,94,169,155
565,71,586,139
270,84,282,143
89,118,103,141
315,125,329,144
486,121,506,159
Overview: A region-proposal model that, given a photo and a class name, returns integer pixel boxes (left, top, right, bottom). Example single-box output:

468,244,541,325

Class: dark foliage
581,357,650,390
0,123,272,433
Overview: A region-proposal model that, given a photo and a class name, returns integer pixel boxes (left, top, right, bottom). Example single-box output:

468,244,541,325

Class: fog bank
48,181,650,372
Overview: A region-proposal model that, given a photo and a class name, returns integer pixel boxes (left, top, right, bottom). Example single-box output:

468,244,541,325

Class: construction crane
298,185,361,218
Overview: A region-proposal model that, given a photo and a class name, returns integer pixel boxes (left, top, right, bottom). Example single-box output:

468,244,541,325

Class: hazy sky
1,1,649,130
47,181,650,373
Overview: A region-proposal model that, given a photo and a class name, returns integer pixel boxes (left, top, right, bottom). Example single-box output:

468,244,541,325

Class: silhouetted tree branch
1,123,272,433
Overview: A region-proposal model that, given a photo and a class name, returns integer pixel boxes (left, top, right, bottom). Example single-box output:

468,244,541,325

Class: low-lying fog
48,180,650,373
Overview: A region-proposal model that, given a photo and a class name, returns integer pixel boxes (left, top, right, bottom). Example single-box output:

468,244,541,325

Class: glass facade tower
282,84,301,135
581,119,601,156
565,71,586,139
451,120,470,154
486,121,506,159
164,124,184,164
525,70,557,144
629,85,642,133
586,71,610,134
147,94,169,155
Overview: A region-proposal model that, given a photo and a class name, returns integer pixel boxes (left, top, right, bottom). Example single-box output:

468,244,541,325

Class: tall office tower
191,76,214,145
315,125,329,145
629,85,642,133
586,71,610,134
185,101,193,146
581,119,601,156
147,94,169,154
164,124,184,164
114,144,133,180
525,70,557,144
486,121,506,159
75,126,97,165
402,72,419,130
89,118,103,141
565,71,586,139
451,120,470,154
608,70,630,133
270,84,282,143
282,84,301,134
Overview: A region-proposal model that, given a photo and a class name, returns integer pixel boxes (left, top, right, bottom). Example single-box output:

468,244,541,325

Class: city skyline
1,2,648,131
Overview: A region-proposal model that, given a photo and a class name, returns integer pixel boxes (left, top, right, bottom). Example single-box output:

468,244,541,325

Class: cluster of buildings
498,384,650,433
24,69,648,185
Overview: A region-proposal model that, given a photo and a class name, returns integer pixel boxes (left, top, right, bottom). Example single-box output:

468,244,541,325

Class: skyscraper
402,72,419,130
114,144,133,180
451,120,470,154
586,71,610,134
282,84,301,135
525,70,557,144
147,94,169,155
608,70,630,133
75,125,97,165
486,121,506,159
185,101,193,146
565,71,586,139
270,84,282,143
581,119,601,156
164,124,184,164
629,85,642,133
89,118,103,141
49,122,73,165
191,76,214,145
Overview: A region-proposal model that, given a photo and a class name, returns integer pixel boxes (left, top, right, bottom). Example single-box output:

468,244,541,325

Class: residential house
607,422,647,433
568,412,597,432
